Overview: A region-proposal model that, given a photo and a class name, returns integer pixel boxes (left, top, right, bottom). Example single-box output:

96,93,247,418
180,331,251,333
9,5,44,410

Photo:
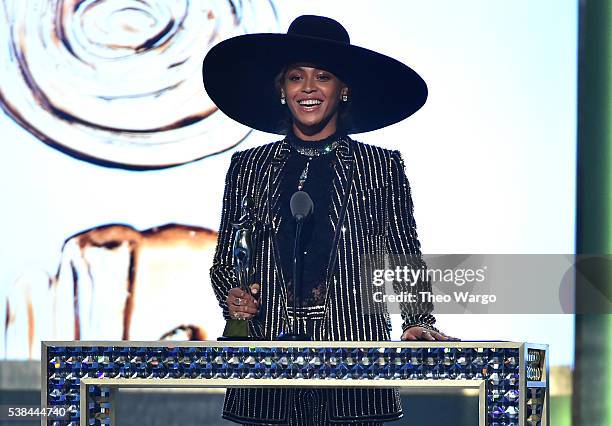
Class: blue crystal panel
45,345,522,425
525,387,546,426
485,347,521,426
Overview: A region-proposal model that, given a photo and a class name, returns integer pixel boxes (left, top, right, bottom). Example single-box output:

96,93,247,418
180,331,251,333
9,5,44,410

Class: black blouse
277,132,343,315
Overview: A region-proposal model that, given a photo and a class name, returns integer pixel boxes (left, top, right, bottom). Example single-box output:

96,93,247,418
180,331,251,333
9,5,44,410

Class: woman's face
281,64,347,140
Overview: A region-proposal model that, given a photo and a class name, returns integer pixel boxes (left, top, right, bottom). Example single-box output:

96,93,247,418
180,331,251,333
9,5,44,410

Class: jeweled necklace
297,160,311,191
289,134,341,191
294,140,340,157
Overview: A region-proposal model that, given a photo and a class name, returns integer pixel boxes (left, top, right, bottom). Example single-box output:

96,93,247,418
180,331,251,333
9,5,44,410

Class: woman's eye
317,74,330,81
288,75,301,81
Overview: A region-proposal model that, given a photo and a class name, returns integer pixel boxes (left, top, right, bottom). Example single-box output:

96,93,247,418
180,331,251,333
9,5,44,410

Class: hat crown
287,15,350,44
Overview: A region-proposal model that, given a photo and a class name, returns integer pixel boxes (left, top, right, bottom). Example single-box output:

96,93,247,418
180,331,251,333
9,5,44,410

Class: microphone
278,191,313,341
290,191,313,221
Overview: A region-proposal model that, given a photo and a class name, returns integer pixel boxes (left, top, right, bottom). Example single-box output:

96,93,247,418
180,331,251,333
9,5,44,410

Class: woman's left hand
401,326,459,341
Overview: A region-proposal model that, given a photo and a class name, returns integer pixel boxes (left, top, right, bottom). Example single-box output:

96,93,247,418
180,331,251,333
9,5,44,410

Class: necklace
297,158,312,191
288,133,343,191
294,140,340,157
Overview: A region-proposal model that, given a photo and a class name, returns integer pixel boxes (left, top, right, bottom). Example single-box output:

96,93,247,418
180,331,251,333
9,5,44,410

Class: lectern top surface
42,340,547,349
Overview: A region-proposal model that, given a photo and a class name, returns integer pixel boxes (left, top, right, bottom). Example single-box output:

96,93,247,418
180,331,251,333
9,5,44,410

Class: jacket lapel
268,138,291,233
324,137,355,284
266,139,292,329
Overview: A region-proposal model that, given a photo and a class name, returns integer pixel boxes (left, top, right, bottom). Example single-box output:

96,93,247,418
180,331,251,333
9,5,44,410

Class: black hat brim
203,33,428,134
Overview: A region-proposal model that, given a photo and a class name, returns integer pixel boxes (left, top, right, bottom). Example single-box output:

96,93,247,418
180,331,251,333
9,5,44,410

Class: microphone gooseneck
278,191,314,341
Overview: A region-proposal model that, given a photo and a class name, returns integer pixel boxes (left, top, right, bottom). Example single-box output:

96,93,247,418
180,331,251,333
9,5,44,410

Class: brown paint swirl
0,0,280,169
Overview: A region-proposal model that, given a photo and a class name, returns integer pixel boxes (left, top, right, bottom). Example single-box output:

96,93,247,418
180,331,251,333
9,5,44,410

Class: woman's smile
297,98,323,110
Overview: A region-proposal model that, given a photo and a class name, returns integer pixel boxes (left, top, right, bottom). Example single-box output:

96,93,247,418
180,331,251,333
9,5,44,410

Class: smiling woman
203,14,453,426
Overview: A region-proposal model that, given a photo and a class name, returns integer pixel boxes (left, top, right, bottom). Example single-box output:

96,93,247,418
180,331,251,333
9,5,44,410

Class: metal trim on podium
41,340,549,426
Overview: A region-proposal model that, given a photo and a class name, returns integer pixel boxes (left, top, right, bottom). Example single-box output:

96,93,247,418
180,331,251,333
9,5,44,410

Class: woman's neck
288,129,341,146
291,118,339,141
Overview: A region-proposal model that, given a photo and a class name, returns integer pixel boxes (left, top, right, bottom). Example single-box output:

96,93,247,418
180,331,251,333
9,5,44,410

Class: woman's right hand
227,283,260,320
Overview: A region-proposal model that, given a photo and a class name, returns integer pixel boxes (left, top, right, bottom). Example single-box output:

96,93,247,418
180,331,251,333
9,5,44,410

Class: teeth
299,99,322,106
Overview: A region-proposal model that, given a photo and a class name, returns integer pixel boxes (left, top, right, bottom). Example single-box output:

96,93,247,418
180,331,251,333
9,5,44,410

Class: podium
42,340,548,426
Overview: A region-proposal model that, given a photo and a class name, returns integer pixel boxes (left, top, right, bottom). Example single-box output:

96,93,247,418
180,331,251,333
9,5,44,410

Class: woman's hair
273,65,353,135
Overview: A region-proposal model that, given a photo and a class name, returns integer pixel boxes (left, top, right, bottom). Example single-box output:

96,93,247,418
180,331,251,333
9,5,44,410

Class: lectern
42,340,548,425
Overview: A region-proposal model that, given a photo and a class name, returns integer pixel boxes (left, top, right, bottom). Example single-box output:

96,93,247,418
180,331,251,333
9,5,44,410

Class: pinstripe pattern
229,320,384,426
210,137,435,424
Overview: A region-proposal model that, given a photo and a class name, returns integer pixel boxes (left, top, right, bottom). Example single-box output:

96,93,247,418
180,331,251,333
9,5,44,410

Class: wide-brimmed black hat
202,15,427,134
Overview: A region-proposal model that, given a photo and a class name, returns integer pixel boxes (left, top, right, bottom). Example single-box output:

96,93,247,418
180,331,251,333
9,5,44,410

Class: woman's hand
401,326,459,341
227,283,260,320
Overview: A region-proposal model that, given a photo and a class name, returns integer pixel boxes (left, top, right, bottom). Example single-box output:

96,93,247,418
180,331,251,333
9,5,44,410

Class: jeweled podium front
42,341,548,426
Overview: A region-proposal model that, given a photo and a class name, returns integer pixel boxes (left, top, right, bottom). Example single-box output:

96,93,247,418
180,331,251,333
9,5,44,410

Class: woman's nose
301,76,316,92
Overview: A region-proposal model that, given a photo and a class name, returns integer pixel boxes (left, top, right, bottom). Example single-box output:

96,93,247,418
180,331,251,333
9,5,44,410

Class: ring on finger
235,297,242,306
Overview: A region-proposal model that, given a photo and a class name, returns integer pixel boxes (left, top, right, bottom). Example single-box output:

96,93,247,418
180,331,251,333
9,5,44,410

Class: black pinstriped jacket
210,136,436,424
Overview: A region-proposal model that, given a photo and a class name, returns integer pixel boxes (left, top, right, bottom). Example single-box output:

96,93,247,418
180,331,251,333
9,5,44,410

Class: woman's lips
296,100,323,112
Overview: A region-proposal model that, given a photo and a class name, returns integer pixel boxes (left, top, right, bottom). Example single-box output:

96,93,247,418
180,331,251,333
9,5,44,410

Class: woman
204,15,453,426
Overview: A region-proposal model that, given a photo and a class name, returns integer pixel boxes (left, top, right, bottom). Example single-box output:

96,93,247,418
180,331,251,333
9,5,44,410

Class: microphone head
290,191,314,221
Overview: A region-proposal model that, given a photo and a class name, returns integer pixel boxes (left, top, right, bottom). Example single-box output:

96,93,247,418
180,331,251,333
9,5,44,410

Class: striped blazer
210,136,435,424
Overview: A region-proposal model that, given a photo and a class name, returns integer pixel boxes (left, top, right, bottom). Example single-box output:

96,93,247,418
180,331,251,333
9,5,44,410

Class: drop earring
280,93,286,104
341,92,348,102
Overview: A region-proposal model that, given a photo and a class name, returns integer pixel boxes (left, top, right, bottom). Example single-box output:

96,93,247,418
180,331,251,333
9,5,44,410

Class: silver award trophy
221,196,257,340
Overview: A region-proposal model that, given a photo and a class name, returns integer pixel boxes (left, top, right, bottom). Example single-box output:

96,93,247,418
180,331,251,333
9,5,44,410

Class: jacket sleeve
386,150,437,332
210,152,242,320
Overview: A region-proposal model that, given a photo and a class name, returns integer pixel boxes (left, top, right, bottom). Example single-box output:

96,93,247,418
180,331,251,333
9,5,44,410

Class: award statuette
220,196,257,340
